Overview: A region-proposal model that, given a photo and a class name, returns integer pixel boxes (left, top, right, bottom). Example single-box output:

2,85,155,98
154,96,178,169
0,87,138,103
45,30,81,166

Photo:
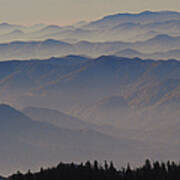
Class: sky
0,0,180,26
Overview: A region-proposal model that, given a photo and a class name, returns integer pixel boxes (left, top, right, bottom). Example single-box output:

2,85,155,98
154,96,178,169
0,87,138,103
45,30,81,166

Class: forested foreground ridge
10,160,180,180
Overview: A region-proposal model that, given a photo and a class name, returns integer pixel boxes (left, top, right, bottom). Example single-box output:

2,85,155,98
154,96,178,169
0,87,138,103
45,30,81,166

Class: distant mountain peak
148,34,178,42
88,10,180,29
0,104,15,111
39,25,61,33
0,22,12,28
43,25,61,30
44,38,60,43
155,34,173,38
138,10,179,15
0,22,10,25
47,25,61,28
140,10,154,15
95,55,118,61
103,10,180,19
43,39,70,46
0,104,31,122
8,29,24,35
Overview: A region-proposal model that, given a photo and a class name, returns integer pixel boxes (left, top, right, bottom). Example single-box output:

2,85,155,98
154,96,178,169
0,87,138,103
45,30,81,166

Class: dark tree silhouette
9,160,180,180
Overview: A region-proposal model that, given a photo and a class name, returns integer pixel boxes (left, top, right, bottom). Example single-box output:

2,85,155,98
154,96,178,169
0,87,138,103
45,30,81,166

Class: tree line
10,159,180,180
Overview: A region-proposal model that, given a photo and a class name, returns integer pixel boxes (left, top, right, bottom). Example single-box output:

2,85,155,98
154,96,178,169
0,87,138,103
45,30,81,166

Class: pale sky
0,0,180,26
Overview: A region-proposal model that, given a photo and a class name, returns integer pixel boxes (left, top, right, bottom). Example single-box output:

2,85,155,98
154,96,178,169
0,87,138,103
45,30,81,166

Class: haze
0,0,180,25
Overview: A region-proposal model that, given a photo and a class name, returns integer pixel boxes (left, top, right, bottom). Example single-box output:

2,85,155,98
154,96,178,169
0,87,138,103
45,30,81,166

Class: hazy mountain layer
22,106,96,130
1,11,180,60
0,34,180,60
0,55,180,109
0,56,180,141
0,104,150,175
0,55,180,174
1,9,180,178
2,11,180,42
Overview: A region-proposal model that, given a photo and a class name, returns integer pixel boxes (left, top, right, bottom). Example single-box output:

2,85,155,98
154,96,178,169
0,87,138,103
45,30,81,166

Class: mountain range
1,11,180,43
1,55,180,110
0,34,180,60
1,10,180,176
0,11,180,60
0,56,180,152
